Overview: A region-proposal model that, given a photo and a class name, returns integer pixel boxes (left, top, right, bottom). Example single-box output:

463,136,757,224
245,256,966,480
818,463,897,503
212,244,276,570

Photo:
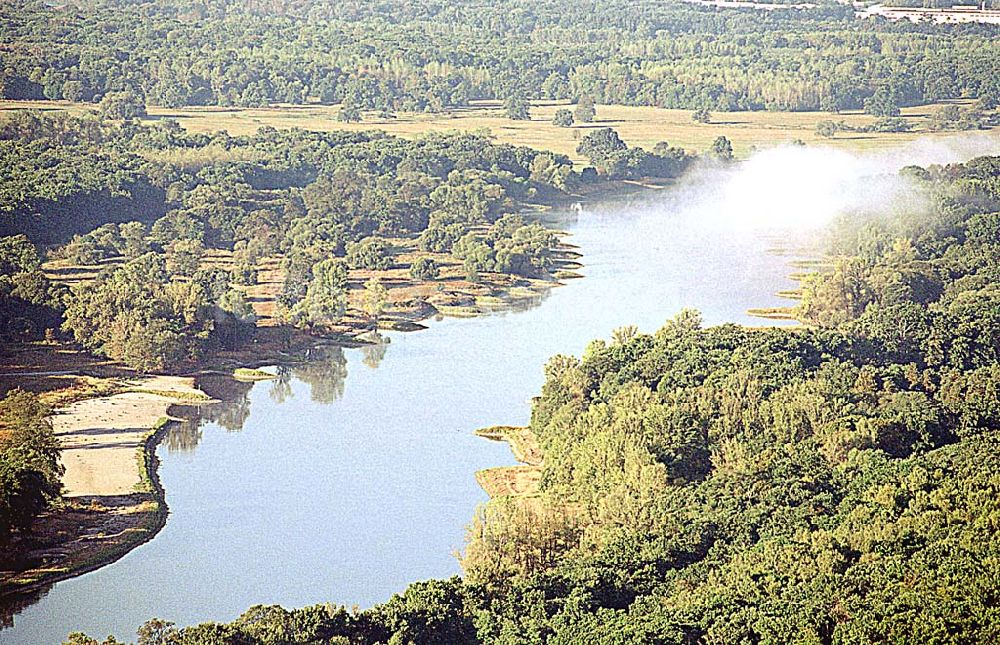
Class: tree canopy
2,0,996,114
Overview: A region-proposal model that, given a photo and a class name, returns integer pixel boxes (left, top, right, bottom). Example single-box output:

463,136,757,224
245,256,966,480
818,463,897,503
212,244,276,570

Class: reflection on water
289,345,349,403
0,584,51,631
164,346,355,454
163,419,203,453
508,292,548,314
165,376,254,452
268,367,294,404
361,335,388,370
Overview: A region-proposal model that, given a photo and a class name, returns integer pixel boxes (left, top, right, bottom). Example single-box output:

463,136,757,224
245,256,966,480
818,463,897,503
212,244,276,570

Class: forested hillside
2,0,997,113
69,156,1000,643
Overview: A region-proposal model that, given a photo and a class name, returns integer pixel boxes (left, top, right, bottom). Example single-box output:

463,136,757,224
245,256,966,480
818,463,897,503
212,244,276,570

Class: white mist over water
667,132,1000,232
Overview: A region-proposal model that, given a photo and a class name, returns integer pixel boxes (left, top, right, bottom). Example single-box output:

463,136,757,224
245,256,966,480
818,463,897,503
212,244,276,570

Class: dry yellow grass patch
2,99,991,162
476,465,543,498
474,425,545,499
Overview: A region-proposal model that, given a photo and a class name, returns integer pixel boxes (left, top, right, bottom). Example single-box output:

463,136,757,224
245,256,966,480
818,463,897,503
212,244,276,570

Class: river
0,187,800,644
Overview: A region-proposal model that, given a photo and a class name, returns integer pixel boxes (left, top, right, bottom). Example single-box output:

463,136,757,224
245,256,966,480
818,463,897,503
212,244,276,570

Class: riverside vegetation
59,160,1000,642
0,0,997,640
0,107,697,585
0,110,695,367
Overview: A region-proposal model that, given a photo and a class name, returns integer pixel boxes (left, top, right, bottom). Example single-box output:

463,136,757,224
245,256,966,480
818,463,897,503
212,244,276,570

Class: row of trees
2,0,997,114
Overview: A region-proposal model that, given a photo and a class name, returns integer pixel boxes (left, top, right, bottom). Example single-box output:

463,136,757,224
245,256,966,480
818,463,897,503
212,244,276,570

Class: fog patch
665,132,1000,233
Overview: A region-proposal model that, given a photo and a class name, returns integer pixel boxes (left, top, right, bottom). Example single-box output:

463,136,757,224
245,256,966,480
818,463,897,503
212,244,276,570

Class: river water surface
1,189,799,644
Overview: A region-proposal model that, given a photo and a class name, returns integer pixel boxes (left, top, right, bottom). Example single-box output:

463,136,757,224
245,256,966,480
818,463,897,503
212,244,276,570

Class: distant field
1,98,993,161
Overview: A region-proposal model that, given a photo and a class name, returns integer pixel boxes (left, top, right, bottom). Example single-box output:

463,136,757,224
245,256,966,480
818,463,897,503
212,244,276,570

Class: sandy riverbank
474,425,543,498
53,375,210,497
0,375,213,600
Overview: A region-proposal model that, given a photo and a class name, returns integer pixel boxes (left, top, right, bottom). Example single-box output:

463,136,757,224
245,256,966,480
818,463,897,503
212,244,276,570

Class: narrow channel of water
1,189,799,644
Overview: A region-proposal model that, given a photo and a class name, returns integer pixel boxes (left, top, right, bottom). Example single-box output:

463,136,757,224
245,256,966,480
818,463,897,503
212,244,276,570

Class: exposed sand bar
52,375,210,497
1,375,215,598
474,426,543,498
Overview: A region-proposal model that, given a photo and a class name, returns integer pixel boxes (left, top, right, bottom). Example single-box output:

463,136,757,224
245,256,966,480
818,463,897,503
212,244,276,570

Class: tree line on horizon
1,0,997,116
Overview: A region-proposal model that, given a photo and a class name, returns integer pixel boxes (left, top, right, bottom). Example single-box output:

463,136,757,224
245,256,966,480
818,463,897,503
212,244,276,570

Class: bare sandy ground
51,375,207,497
475,426,543,499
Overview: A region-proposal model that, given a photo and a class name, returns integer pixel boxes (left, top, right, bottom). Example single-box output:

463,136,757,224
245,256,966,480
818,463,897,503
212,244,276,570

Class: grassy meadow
1,99,992,163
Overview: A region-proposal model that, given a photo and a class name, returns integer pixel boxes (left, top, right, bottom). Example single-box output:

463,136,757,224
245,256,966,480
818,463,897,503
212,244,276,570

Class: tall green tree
504,93,531,121
575,95,596,123
289,258,348,329
0,390,63,545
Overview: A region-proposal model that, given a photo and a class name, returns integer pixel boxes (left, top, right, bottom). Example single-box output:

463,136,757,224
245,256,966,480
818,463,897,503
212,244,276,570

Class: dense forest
1,0,998,114
62,155,1000,643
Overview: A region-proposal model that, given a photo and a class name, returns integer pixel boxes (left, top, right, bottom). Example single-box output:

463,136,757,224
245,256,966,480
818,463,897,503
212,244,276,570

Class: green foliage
7,0,995,114
373,578,478,644
0,234,63,341
0,113,167,245
869,116,913,133
288,258,349,329
1,112,573,362
710,135,734,161
99,90,147,121
454,156,1000,642
84,153,1000,645
62,634,122,645
363,277,389,321
577,128,692,179
453,215,558,278
338,103,362,123
61,253,216,370
575,96,596,123
0,390,63,546
864,86,902,116
504,94,531,121
346,237,394,271
409,256,440,281
927,103,987,131
815,119,838,138
165,239,205,277
552,109,574,128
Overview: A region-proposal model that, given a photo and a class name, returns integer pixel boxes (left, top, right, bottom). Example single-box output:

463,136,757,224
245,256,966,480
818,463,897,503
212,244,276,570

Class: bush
346,237,394,270
410,257,440,281
552,109,574,127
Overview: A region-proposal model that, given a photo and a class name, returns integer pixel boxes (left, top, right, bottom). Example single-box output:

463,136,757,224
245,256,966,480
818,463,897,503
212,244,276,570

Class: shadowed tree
575,95,596,123
504,93,530,120
552,109,574,127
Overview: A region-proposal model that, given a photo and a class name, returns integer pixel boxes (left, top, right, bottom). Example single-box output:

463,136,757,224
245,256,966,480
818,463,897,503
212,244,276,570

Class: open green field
2,99,993,162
